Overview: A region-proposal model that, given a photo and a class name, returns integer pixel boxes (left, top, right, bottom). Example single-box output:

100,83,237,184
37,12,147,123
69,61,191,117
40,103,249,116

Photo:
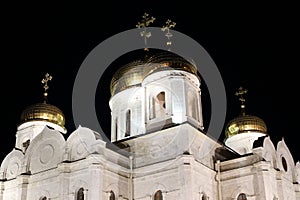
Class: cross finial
235,86,248,115
41,73,52,102
161,19,176,51
136,12,156,28
136,12,156,51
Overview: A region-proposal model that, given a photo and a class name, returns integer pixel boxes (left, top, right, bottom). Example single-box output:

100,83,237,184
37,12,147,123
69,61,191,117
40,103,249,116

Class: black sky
1,2,299,162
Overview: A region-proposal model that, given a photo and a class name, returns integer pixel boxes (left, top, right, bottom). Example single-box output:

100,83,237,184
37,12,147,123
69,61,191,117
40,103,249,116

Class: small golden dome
110,50,198,96
225,114,267,138
18,73,66,133
20,102,66,129
225,86,267,138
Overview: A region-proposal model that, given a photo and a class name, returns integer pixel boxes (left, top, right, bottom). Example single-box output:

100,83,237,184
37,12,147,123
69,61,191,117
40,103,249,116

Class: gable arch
276,139,295,181
0,149,24,180
23,126,65,174
66,126,105,161
262,136,277,168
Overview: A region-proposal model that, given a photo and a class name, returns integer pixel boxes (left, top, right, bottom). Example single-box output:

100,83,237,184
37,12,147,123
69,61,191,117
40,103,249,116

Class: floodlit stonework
0,51,299,200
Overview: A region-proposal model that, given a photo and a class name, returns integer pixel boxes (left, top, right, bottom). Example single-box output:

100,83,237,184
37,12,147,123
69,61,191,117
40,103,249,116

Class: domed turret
17,73,66,133
224,87,268,155
16,73,66,152
109,49,203,142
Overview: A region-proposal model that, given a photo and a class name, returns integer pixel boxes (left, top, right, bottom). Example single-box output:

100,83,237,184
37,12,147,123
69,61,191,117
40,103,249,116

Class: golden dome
18,73,66,133
20,102,66,129
110,50,198,96
225,86,267,138
225,114,267,138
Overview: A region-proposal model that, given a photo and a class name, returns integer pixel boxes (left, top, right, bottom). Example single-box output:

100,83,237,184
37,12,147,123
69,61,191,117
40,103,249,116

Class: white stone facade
1,62,299,200
1,124,299,199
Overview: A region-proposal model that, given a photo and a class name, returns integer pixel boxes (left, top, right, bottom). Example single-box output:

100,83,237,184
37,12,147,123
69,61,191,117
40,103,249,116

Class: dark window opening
282,156,288,171
154,190,163,200
125,109,131,137
109,190,115,200
22,139,30,151
76,188,84,200
115,117,118,140
237,193,247,200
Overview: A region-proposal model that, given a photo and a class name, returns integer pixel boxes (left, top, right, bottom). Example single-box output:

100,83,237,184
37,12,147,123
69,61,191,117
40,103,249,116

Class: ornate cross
136,12,156,51
161,19,176,50
235,86,248,115
235,86,248,104
41,73,52,100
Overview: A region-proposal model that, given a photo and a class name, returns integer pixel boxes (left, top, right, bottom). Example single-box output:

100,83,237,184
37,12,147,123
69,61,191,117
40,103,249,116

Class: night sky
1,2,299,163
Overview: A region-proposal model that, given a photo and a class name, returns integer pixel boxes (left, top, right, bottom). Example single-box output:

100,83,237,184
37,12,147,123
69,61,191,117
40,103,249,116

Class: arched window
149,91,166,120
76,187,84,200
237,193,247,200
201,193,208,200
157,92,166,110
39,197,47,200
125,109,131,137
153,190,163,200
109,190,116,200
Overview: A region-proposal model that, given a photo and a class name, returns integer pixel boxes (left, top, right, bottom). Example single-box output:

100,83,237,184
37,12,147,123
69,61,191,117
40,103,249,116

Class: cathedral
0,45,299,199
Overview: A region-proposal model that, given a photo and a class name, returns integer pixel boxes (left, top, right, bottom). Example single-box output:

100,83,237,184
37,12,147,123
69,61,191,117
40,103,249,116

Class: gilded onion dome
110,50,198,96
225,87,267,138
18,73,66,132
20,102,65,129
225,114,267,138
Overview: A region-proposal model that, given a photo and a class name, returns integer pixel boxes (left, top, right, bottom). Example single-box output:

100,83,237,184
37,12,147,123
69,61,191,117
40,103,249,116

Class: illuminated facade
0,52,299,200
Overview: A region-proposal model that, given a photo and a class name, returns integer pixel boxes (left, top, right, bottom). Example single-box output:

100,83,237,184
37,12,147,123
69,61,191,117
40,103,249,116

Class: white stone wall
132,155,218,200
0,126,129,200
220,136,300,200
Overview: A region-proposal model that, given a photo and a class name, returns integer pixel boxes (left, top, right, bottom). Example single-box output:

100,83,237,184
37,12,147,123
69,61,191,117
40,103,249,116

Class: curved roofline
110,51,199,96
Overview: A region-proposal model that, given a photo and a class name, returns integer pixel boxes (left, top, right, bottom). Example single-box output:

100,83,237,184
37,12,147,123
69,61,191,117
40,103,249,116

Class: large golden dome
110,50,198,96
20,102,66,129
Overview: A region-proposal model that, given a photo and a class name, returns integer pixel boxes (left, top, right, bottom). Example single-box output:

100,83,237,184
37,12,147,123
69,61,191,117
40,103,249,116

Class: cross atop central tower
136,12,156,51
235,86,248,115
